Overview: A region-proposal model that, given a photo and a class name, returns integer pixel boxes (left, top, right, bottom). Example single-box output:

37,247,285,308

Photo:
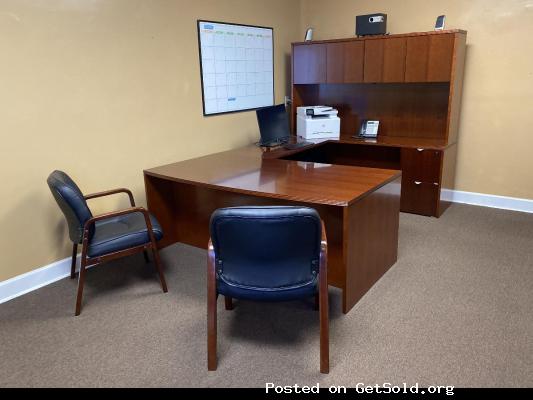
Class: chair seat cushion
217,275,318,302
88,212,163,258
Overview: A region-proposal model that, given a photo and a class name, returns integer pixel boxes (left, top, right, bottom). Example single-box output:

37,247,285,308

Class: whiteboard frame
197,20,275,116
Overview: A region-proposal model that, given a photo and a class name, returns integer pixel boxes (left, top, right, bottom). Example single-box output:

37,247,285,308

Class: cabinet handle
414,181,422,185
416,148,424,152
434,182,439,186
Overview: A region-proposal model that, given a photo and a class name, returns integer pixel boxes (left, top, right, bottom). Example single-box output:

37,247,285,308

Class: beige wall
301,0,533,199
0,0,300,281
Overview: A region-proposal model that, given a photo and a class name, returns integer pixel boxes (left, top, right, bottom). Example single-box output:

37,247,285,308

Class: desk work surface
144,145,401,207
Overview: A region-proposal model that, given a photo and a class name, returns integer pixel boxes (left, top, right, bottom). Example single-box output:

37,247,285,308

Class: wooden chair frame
71,188,168,316
207,221,329,373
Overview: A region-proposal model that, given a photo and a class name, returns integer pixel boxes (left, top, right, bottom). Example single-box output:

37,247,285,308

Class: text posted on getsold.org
265,382,455,396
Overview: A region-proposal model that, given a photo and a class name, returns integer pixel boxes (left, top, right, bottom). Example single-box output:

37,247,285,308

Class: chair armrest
207,238,217,301
320,220,328,273
84,188,136,207
320,220,327,247
207,239,216,272
82,207,152,237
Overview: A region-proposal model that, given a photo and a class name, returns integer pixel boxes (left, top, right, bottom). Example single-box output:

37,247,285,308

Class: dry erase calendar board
197,20,274,116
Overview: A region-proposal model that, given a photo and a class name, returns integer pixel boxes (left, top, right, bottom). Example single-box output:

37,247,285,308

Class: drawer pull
414,181,422,185
434,182,439,186
416,148,424,152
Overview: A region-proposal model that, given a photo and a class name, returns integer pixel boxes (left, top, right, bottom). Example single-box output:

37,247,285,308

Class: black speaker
356,13,387,36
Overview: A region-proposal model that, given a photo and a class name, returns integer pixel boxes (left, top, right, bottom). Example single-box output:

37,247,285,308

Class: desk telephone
358,120,380,138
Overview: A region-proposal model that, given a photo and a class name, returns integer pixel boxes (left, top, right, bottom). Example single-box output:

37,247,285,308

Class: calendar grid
198,20,274,116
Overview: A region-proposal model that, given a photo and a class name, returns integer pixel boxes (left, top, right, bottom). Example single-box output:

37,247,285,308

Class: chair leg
207,285,217,371
207,240,217,371
150,245,168,293
75,256,87,316
70,243,78,279
319,284,329,374
224,296,233,310
143,250,150,263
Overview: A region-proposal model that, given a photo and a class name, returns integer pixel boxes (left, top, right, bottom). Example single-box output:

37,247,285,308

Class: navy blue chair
207,206,329,373
47,170,167,315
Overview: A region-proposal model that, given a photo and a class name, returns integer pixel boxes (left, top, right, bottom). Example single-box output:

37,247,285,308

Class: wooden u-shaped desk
144,139,403,314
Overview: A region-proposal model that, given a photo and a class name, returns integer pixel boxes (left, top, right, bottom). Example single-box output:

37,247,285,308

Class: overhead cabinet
292,31,457,84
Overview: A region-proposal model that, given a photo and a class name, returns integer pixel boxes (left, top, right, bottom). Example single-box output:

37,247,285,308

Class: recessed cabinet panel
364,39,384,83
293,44,327,84
327,42,345,83
405,36,429,82
427,34,455,82
383,38,406,82
343,41,364,83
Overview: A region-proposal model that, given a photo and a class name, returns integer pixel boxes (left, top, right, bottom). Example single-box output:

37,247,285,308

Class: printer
296,106,340,140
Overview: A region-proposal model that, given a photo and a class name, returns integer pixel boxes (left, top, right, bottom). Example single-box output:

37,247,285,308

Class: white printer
296,106,340,140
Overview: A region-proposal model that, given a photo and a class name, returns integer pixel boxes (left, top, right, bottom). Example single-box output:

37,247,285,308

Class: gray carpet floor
1,204,532,388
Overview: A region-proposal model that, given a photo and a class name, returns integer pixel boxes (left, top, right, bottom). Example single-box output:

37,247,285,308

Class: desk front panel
345,176,401,312
145,172,401,314
145,175,346,290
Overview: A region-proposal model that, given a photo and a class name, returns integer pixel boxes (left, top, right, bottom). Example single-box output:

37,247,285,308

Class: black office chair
47,170,168,316
207,206,329,373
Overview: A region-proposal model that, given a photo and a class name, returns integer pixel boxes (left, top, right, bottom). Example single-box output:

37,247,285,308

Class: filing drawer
400,180,439,216
401,148,442,183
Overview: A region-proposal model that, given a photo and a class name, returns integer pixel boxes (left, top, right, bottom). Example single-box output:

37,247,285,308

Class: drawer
400,180,439,216
401,148,442,183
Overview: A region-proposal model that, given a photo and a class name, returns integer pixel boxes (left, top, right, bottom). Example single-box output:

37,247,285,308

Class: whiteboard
197,20,274,116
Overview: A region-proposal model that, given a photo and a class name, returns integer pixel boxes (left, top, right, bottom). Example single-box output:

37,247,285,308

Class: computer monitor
256,104,291,146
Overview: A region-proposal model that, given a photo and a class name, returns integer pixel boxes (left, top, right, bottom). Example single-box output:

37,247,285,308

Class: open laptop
256,104,312,150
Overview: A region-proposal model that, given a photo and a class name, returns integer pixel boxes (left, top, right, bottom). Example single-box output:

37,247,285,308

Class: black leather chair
207,206,329,373
47,170,168,316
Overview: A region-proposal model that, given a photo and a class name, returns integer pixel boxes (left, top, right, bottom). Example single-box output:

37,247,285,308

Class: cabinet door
405,34,455,82
365,38,406,83
326,42,344,83
293,44,327,84
363,39,384,83
343,41,364,83
405,36,429,82
427,34,454,82
383,37,406,83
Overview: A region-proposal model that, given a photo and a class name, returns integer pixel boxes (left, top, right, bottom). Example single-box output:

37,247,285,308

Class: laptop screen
256,104,290,146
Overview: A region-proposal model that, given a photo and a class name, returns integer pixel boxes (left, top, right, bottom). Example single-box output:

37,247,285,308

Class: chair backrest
47,170,93,243
210,206,322,291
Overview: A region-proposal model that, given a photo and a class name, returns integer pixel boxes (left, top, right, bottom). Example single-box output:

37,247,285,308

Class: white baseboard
0,255,79,304
441,189,533,214
1,190,532,305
